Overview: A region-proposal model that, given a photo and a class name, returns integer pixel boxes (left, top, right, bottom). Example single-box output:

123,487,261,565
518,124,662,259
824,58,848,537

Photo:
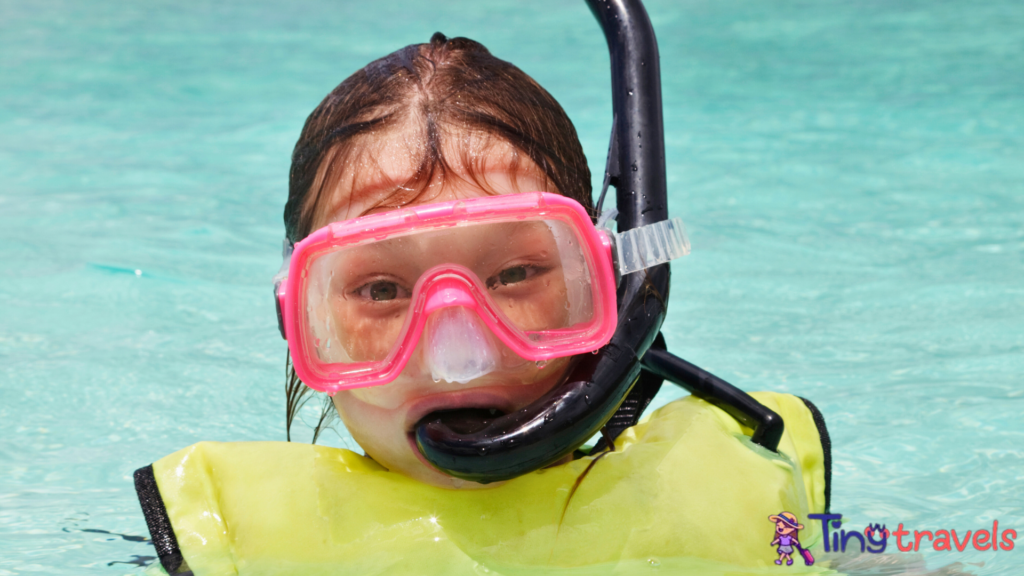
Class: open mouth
415,407,508,435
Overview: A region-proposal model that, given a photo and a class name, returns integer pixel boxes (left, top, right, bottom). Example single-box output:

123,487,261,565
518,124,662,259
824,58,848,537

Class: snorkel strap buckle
602,215,690,277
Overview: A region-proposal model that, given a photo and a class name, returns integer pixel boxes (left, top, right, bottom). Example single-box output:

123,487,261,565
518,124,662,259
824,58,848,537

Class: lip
402,388,519,433
403,388,519,473
398,360,573,473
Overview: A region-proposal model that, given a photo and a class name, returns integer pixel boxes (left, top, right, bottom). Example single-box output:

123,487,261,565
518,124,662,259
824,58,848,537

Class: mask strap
273,239,294,286
273,239,295,340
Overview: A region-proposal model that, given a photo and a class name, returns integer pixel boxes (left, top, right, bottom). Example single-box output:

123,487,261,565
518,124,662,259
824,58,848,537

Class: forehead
312,122,554,229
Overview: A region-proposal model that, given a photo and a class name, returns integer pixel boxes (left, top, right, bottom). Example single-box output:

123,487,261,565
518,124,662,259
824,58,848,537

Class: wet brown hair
284,33,593,442
284,32,592,243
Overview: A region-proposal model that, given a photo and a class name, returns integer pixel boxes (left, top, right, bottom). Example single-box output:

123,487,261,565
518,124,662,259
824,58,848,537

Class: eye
499,266,528,285
355,280,410,301
486,265,543,290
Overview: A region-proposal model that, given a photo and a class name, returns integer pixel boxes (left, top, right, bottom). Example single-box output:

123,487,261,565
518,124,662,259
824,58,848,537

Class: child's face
308,129,575,487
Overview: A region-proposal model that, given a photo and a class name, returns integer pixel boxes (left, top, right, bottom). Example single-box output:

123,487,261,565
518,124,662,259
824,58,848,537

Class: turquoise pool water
1,0,1021,574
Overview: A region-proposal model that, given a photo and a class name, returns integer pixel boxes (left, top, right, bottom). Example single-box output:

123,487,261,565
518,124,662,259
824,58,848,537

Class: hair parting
285,32,592,243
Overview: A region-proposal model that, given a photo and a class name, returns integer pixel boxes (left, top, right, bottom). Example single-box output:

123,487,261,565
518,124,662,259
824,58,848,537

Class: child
280,33,596,487
136,30,830,575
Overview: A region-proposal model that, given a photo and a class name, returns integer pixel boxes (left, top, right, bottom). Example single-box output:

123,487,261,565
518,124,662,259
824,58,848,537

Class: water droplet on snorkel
648,558,660,568
584,395,591,405
478,447,488,455
535,360,548,369
432,375,441,383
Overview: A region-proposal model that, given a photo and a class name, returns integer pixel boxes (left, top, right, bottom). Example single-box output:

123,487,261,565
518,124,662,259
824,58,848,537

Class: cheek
331,391,404,452
331,299,407,362
494,278,570,332
498,354,572,387
337,383,408,414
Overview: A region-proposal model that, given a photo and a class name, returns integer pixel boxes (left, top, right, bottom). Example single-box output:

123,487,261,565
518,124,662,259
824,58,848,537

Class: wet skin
308,129,575,488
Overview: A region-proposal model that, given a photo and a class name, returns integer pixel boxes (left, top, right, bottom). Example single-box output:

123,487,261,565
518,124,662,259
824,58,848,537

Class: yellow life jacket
138,392,831,576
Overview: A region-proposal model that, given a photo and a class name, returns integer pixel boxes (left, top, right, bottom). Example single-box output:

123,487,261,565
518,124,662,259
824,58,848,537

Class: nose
424,306,499,384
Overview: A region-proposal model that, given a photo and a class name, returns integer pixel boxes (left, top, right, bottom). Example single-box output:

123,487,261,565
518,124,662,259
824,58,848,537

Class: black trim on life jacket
134,466,192,575
798,397,832,513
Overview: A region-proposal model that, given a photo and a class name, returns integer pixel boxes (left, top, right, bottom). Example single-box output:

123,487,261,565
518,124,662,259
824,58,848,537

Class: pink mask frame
277,192,618,394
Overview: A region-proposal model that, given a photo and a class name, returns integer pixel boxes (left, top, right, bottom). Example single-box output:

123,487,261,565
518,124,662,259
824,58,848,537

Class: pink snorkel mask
274,192,688,394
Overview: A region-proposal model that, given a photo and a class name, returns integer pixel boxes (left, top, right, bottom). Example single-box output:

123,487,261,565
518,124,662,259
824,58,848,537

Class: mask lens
298,217,599,376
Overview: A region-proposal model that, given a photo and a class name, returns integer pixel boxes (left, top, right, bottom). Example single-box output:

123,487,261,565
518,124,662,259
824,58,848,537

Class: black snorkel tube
416,0,784,483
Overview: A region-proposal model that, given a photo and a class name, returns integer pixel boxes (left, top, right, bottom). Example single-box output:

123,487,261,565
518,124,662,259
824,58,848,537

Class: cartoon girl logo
769,512,814,566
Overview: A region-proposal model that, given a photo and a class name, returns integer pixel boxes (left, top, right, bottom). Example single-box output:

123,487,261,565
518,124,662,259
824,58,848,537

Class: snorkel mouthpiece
426,307,499,384
415,343,641,483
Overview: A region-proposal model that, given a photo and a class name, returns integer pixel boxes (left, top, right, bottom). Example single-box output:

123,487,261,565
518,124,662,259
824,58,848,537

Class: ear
883,528,891,539
864,526,873,536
